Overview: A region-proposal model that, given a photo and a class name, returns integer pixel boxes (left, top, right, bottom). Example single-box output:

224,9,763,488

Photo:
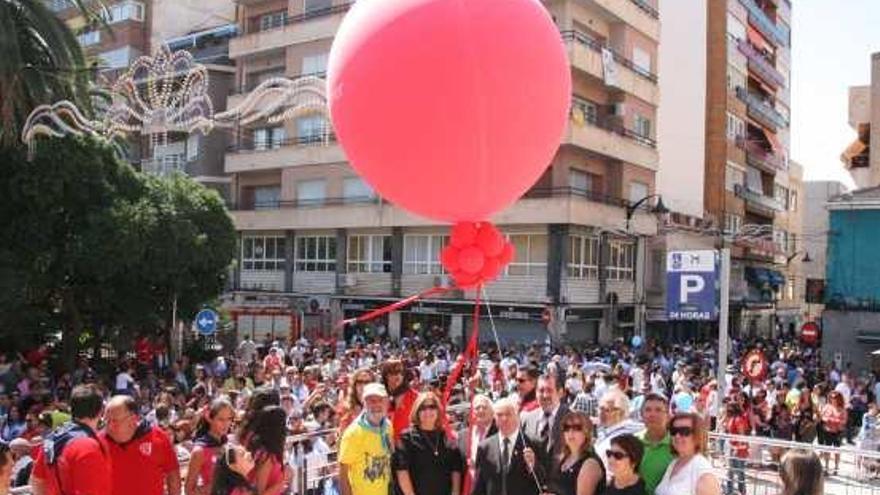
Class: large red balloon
327,0,571,222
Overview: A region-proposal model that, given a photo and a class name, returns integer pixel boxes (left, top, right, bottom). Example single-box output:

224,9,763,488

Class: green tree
0,136,236,364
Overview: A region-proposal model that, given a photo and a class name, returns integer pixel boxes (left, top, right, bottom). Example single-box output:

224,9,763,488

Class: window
242,236,285,271
99,47,136,69
295,236,336,272
632,47,651,75
347,235,392,273
607,241,635,281
727,68,745,93
343,177,375,202
103,1,144,23
789,190,798,211
507,234,548,276
572,97,598,125
296,115,328,143
786,279,795,301
253,185,281,210
774,184,789,208
568,235,599,279
726,112,745,141
304,0,332,15
629,182,649,204
296,179,326,206
723,213,742,235
253,127,286,150
727,13,746,40
726,164,745,192
259,11,287,31
634,115,651,139
77,30,100,46
301,53,328,76
404,235,448,274
186,134,200,161
569,169,594,194
745,166,763,193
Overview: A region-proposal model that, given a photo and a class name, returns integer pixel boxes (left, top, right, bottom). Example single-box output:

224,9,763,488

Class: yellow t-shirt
339,421,393,495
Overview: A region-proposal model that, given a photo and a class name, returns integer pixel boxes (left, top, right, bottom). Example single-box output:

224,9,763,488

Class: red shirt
102,426,179,495
391,388,419,441
135,337,154,365
726,414,751,458
32,432,112,495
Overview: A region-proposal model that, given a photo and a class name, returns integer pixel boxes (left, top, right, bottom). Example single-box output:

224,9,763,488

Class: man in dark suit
521,372,568,472
472,397,545,495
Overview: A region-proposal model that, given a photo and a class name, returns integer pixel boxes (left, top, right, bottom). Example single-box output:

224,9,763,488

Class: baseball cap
362,383,388,399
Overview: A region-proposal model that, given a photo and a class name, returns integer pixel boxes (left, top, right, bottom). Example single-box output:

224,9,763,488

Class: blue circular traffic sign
195,309,219,336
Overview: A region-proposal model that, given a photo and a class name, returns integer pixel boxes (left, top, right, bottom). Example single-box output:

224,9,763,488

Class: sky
791,0,880,187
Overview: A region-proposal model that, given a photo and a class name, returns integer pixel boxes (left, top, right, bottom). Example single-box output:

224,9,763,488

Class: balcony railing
571,97,657,148
629,0,659,19
252,2,353,34
735,86,788,130
228,133,337,152
522,186,633,209
560,30,658,83
230,72,324,96
737,40,785,88
738,137,786,172
734,184,784,213
739,0,789,47
232,195,381,211
140,154,190,176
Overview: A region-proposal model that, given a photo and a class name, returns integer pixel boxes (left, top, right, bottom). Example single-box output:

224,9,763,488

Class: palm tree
0,0,97,147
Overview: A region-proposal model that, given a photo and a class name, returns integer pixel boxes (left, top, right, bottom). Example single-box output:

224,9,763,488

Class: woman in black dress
546,411,605,495
393,391,463,495
601,434,646,495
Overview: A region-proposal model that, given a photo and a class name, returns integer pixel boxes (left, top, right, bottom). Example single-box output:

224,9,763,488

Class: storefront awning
763,128,783,156
747,26,770,53
767,270,785,287
745,267,770,285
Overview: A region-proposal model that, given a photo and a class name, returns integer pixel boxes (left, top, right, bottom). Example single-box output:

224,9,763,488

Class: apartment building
842,53,880,189
658,0,797,339
223,0,663,345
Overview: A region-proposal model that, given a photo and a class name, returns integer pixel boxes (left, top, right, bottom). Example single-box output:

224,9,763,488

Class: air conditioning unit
611,102,626,116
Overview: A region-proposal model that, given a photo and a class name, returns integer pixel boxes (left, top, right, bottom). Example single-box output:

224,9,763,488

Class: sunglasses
670,426,694,437
605,449,629,460
562,423,584,432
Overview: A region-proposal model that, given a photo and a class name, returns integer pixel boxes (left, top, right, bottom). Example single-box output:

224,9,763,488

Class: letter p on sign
680,275,705,303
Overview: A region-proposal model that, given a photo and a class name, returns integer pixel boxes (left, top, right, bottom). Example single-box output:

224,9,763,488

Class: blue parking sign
666,250,719,321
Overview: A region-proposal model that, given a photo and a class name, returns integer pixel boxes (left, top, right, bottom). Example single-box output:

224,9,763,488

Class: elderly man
521,373,568,471
472,397,544,495
339,383,394,495
594,389,644,469
102,395,180,495
458,394,498,493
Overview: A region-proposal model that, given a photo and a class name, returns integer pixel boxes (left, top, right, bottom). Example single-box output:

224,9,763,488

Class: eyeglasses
562,423,584,432
605,449,629,460
670,426,694,437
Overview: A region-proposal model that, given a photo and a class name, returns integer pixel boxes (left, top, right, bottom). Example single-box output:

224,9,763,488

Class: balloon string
336,285,450,327
461,284,482,495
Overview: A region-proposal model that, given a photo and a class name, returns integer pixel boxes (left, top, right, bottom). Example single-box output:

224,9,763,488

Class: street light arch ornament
327,0,571,285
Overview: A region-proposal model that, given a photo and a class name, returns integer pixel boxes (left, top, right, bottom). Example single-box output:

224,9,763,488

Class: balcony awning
842,138,868,161
747,26,770,53
745,267,770,285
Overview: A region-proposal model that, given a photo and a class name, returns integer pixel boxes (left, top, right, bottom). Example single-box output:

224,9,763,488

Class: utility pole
716,248,730,430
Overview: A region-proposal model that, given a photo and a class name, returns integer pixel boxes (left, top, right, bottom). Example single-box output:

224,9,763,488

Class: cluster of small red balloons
440,222,515,289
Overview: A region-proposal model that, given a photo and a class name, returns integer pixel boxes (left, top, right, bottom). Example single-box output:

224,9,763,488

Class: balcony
738,137,786,173
229,3,352,59
225,134,346,173
737,40,785,89
739,0,789,47
736,87,788,131
140,154,195,176
585,0,659,41
229,188,659,235
734,184,784,216
566,98,658,170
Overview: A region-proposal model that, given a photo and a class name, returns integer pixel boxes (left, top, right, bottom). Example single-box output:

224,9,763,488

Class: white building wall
656,0,708,218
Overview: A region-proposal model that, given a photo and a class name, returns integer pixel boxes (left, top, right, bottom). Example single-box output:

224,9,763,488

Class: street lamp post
625,194,669,339
625,194,670,232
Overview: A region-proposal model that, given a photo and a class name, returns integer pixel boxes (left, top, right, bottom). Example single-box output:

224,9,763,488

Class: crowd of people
0,330,857,495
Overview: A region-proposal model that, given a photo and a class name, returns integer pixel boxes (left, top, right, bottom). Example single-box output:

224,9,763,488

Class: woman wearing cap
654,413,721,495
393,391,463,495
